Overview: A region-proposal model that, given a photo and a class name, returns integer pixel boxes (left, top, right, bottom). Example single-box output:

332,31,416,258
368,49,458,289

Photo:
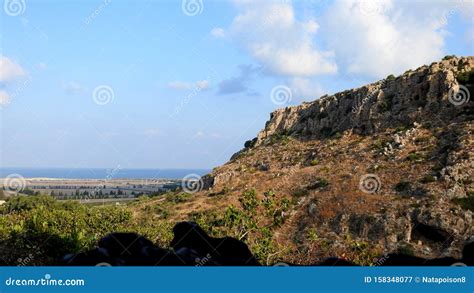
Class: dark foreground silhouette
63,222,474,266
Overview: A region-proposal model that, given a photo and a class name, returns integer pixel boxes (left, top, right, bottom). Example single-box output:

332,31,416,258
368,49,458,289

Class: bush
395,181,411,193
307,178,330,190
406,152,422,162
386,74,396,81
420,175,436,183
165,192,191,204
452,195,474,212
442,55,456,61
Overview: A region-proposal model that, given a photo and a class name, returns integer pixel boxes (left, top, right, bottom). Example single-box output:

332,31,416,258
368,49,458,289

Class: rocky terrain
2,56,472,266
180,56,474,264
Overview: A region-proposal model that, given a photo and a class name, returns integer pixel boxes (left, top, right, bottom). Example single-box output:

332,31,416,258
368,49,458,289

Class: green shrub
420,175,436,183
442,55,456,61
165,192,191,203
386,74,396,81
407,152,422,162
395,181,411,192
307,178,330,190
452,195,474,212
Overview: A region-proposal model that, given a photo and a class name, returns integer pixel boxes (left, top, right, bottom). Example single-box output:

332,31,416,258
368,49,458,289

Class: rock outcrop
196,56,473,264
253,56,473,145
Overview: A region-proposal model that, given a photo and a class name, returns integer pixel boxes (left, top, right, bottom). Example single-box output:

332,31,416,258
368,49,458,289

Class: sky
0,0,473,169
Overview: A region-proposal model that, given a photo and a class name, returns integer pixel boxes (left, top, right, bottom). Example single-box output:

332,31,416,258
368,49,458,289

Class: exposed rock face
255,57,473,145
198,56,473,264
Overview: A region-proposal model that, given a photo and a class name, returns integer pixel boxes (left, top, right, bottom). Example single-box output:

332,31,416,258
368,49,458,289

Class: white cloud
167,80,210,90
38,62,47,70
0,91,11,106
321,0,454,78
210,27,226,38
0,56,26,83
229,1,337,77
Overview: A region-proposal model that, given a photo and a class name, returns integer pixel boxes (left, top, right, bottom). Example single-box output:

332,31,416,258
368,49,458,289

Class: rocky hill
186,56,473,264
1,56,472,266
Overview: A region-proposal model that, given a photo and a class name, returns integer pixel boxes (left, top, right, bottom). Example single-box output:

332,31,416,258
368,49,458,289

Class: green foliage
2,195,57,212
165,192,191,204
397,244,414,256
307,178,330,190
406,152,422,162
372,139,386,151
310,159,319,166
0,196,136,265
386,74,396,81
452,195,474,212
268,133,291,145
442,55,456,61
0,189,294,265
292,188,309,197
239,189,259,214
456,70,474,84
306,228,318,241
420,175,436,184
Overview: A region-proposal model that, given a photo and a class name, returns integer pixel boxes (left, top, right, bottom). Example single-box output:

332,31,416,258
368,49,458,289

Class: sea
0,168,210,180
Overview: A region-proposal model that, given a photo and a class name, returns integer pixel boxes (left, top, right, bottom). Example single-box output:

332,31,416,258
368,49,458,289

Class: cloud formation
217,64,259,95
229,1,337,77
321,0,455,78
223,0,467,82
0,56,26,83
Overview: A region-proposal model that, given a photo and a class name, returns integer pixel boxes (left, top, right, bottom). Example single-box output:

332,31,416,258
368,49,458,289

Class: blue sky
0,0,473,169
